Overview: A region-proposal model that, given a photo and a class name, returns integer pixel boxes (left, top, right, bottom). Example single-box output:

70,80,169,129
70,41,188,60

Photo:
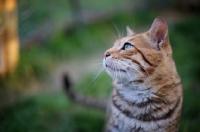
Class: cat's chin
106,69,132,83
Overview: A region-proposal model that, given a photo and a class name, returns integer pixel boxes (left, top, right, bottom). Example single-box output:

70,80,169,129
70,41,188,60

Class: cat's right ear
149,17,168,50
126,26,136,36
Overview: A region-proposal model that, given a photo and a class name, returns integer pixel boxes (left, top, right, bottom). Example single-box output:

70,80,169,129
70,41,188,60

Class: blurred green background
0,0,200,131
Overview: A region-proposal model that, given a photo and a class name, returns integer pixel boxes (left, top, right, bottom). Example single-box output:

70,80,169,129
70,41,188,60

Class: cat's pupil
122,43,133,50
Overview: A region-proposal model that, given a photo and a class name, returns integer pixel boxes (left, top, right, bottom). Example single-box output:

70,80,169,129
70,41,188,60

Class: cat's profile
64,16,183,132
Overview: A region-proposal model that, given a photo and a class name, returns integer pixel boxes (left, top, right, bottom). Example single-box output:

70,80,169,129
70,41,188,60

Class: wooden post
68,0,83,26
0,0,19,78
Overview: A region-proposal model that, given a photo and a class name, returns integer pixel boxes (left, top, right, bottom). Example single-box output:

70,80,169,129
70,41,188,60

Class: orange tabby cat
64,16,183,132
103,16,183,132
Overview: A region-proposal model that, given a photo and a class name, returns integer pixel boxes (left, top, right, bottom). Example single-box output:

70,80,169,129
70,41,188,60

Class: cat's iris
122,43,133,50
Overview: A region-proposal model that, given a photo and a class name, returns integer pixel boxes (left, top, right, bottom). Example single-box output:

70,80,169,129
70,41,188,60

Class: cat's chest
107,87,164,132
110,104,164,132
111,87,155,117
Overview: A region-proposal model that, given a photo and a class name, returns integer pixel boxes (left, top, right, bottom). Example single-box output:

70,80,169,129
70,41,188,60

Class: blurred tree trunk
68,0,83,27
0,0,19,78
177,0,200,12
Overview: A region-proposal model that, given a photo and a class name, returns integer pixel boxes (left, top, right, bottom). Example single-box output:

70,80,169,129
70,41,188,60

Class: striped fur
103,17,183,132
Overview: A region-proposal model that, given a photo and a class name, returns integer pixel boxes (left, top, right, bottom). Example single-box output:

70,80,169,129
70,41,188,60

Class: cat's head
103,17,174,84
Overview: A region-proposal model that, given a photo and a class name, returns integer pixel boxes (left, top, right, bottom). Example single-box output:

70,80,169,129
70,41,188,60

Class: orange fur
104,17,183,132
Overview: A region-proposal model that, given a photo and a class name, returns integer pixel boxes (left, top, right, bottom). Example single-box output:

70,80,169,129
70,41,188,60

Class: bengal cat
64,16,183,132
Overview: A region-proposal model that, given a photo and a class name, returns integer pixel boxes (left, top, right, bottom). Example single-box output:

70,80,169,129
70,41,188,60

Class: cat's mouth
106,65,126,72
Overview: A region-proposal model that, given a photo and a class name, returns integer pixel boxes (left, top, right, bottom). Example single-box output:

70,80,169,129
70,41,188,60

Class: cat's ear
126,26,136,36
149,17,168,50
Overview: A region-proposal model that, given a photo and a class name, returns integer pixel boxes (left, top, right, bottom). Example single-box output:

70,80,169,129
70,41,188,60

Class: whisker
113,61,118,80
107,60,115,80
119,60,152,84
93,60,103,62
129,15,136,31
121,22,125,37
92,67,105,82
113,23,121,38
117,61,134,83
92,62,103,66
83,66,105,91
116,61,123,84
92,64,104,72
118,62,138,87
119,60,144,77
119,64,123,84
115,61,121,82
109,30,118,40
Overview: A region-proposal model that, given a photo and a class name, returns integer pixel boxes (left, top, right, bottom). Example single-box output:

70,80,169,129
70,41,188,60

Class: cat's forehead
114,36,132,46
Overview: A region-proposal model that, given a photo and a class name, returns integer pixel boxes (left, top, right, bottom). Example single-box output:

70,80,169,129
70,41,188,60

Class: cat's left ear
126,26,136,36
149,17,168,50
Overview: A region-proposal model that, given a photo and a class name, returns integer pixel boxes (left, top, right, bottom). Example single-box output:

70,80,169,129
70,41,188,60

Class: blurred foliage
170,15,200,132
18,0,71,41
0,92,105,132
0,0,200,131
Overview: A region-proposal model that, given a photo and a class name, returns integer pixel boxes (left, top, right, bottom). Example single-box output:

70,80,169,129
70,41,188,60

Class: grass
1,10,200,132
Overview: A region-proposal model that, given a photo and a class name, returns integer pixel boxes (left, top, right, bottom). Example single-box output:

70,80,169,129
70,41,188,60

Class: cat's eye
122,43,133,50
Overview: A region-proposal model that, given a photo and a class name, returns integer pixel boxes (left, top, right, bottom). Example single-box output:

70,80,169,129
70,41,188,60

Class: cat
64,16,183,132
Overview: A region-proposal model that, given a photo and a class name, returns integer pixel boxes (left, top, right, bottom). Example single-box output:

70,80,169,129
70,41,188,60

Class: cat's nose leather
104,52,111,58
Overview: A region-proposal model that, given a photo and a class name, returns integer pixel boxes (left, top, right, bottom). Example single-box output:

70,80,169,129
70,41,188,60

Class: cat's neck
113,80,157,103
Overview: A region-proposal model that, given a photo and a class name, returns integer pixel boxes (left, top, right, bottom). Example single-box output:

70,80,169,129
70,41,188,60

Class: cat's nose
104,52,111,58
